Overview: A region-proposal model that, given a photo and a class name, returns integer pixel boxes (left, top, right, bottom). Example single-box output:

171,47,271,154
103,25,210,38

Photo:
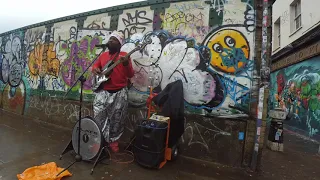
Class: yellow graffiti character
206,29,250,73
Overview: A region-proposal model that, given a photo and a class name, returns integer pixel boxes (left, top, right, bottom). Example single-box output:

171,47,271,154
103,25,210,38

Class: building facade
270,0,320,141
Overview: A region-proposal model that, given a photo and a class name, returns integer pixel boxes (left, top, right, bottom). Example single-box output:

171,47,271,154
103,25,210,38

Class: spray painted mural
121,0,255,116
0,32,31,114
0,0,256,118
270,56,320,138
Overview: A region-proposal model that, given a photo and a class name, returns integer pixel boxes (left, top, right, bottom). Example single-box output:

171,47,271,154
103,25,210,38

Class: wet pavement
0,110,253,180
259,128,320,180
1,109,319,180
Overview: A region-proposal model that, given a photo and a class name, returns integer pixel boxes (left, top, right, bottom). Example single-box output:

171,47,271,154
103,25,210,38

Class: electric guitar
92,39,152,92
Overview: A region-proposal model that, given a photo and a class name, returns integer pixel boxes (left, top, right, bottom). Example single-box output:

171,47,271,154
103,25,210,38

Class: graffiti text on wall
119,9,153,39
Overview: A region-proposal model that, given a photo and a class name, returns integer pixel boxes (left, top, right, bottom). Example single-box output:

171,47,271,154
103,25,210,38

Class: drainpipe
250,0,271,171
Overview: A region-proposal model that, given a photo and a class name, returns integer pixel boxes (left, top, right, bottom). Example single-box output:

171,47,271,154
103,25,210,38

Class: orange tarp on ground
17,162,72,180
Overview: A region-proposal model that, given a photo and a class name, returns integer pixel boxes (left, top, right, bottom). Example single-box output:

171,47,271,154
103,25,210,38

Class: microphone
95,43,109,48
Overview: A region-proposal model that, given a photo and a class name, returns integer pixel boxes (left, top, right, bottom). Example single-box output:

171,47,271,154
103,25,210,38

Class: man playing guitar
91,31,134,153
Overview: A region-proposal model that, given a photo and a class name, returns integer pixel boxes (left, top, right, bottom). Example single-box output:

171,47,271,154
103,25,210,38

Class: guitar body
92,61,114,92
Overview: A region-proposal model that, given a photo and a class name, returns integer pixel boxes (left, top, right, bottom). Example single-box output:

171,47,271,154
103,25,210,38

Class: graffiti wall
270,56,320,139
124,0,256,116
0,32,31,114
0,0,258,166
0,0,256,119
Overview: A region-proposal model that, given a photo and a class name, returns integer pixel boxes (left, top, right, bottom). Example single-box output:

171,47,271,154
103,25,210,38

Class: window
291,0,302,31
274,18,281,49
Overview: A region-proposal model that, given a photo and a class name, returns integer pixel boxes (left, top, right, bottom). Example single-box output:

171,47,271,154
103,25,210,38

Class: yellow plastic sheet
17,162,72,180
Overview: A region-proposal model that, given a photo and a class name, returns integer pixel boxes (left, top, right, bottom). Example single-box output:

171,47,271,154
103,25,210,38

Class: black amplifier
133,119,168,168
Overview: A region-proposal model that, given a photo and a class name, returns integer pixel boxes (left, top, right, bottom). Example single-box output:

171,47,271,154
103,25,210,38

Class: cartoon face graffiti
205,29,250,74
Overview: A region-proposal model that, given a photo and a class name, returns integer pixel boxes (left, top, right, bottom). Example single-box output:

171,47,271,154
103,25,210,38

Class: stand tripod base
91,146,108,175
58,143,109,176
58,115,109,175
59,139,73,160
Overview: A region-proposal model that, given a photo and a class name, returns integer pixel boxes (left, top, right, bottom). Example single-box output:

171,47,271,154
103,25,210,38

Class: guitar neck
101,41,150,76
109,59,122,70
102,54,130,75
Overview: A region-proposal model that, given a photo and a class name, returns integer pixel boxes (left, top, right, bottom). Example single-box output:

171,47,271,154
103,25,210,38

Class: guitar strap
109,52,120,65
112,52,120,62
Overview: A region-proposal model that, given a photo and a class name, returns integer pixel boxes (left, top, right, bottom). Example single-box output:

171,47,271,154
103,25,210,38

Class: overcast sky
0,0,144,33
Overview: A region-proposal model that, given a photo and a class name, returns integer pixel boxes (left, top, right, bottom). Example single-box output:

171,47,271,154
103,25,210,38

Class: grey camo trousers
93,87,128,143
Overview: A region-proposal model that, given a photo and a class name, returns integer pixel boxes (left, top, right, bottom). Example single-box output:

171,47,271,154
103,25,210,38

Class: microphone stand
56,45,108,177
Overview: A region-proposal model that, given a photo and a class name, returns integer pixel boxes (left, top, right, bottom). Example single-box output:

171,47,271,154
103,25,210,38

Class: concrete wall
0,0,259,166
272,0,320,54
